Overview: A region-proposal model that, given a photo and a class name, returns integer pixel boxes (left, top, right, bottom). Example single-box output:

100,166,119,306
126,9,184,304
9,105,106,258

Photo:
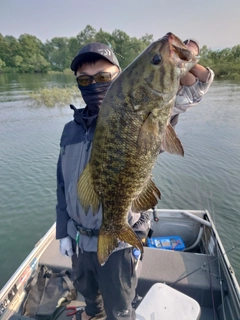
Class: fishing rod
169,243,240,287
104,37,125,60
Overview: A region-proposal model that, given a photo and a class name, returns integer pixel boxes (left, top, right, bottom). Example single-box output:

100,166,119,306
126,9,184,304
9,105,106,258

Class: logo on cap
98,49,112,57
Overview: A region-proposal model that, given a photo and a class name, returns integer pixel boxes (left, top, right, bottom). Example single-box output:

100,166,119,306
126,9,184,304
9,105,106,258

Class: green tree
1,35,20,68
13,55,23,70
68,37,80,60
44,37,70,71
95,28,114,46
1,26,240,79
18,34,42,58
16,34,49,73
0,58,6,72
231,45,240,63
199,45,214,66
0,33,5,61
122,37,144,67
29,54,51,73
112,29,130,54
140,34,154,46
76,25,96,47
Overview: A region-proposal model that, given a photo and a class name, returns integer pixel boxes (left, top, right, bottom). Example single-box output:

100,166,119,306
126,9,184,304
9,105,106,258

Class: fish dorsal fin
161,124,184,156
77,163,100,215
132,177,161,212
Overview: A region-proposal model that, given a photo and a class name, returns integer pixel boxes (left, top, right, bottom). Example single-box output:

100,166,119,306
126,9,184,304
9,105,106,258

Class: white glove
59,236,73,257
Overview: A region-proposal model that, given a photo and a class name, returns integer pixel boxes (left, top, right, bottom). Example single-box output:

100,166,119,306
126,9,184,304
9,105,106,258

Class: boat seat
137,247,223,308
39,238,72,272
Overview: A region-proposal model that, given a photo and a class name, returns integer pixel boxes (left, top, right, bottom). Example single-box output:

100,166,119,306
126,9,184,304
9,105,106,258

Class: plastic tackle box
147,236,185,251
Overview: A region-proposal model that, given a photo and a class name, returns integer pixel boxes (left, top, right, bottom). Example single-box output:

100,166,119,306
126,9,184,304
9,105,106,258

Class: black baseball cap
71,42,120,74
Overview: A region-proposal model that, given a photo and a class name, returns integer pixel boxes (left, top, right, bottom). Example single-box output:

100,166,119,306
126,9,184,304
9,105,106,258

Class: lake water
0,73,240,289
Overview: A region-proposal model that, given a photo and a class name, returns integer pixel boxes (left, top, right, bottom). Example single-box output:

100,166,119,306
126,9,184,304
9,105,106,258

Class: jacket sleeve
56,150,70,239
132,211,150,239
171,67,215,127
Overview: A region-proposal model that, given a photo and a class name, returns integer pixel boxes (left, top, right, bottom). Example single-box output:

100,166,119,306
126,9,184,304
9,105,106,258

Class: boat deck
40,238,222,320
4,210,239,320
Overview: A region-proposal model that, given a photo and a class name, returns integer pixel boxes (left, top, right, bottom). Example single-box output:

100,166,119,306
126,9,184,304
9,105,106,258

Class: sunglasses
76,71,119,87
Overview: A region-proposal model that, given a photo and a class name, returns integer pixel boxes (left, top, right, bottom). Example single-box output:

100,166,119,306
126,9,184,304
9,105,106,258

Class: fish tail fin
97,224,143,265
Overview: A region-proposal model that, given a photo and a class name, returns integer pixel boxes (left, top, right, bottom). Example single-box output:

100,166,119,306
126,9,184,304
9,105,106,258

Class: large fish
78,32,198,265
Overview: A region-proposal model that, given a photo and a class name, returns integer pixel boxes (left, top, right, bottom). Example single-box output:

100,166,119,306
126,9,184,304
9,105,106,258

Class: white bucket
136,283,201,320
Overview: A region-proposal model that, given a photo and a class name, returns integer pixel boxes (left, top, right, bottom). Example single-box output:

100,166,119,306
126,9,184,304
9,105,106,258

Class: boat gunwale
0,223,56,299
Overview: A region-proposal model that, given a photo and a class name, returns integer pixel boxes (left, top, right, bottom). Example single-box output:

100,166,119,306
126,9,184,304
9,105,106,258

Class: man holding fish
56,33,214,320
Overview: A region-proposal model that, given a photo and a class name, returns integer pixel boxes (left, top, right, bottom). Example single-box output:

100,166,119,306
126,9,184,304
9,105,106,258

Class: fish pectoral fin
77,163,100,215
97,225,143,265
161,124,184,156
137,113,159,152
132,177,161,212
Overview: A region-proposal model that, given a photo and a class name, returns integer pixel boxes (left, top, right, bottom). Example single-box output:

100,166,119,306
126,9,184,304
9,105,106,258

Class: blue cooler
147,236,185,251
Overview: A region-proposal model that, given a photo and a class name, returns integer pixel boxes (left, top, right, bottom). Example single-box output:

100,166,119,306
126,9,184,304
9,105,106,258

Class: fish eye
151,54,162,65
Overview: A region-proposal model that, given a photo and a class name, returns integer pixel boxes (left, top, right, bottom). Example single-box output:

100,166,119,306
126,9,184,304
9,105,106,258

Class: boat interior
2,209,240,320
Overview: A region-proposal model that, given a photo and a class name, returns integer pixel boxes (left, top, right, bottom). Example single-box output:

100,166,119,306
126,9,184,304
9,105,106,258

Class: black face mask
78,82,112,115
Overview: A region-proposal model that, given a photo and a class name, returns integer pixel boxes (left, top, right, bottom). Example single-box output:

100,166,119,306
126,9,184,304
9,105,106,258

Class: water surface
0,74,239,289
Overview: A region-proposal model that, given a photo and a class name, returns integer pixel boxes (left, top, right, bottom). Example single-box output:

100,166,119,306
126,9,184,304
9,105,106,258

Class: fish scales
78,32,198,264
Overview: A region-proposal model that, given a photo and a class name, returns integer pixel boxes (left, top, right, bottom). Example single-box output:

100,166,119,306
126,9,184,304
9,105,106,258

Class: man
56,39,214,320
172,38,214,127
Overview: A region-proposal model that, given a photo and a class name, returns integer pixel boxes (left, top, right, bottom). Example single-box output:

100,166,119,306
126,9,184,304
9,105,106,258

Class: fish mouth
163,32,199,72
172,44,193,61
165,32,194,62
153,32,195,62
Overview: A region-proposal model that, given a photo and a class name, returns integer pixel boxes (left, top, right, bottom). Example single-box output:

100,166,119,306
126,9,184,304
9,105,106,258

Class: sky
1,0,240,51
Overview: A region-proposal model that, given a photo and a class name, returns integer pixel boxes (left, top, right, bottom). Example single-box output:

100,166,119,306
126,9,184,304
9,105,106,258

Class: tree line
0,25,239,80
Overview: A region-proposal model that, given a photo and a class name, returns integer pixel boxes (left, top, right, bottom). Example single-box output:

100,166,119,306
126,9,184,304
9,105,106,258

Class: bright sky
1,0,239,50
